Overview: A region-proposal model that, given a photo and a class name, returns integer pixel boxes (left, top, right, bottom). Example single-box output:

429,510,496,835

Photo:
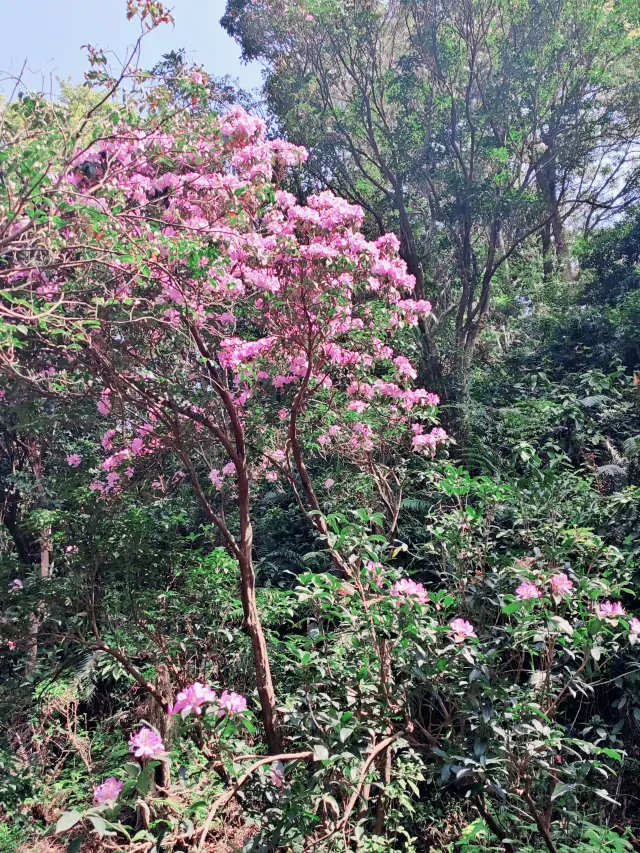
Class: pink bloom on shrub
516,582,543,600
449,618,477,642
598,600,626,619
266,470,278,482
128,727,164,759
278,409,288,419
324,478,335,489
209,469,223,490
94,776,124,803
630,617,640,635
170,682,217,718
66,545,79,554
390,578,429,605
10,578,23,592
550,573,574,595
106,472,120,489
66,453,82,467
97,389,111,416
217,690,247,716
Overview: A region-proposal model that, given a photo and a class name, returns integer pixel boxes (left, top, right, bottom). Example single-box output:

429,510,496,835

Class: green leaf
137,768,150,796
67,840,82,853
313,744,329,761
594,788,620,805
600,747,623,762
56,810,83,834
87,815,107,837
551,782,574,800
339,727,354,743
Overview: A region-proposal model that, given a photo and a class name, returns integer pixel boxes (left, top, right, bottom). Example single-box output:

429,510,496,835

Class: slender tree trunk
237,468,282,754
541,224,553,281
238,546,281,753
25,441,52,675
149,664,173,789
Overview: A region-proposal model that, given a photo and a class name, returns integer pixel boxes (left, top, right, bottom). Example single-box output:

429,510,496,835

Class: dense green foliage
1,3,640,853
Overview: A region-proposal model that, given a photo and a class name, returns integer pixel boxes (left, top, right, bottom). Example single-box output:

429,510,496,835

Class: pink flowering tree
0,93,446,751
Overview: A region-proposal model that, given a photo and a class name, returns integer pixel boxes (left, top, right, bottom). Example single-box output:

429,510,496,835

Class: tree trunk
237,463,282,753
238,546,281,753
25,441,52,675
149,664,173,790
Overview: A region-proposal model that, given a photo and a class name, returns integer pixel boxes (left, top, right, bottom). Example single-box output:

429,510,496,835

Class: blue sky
0,0,262,95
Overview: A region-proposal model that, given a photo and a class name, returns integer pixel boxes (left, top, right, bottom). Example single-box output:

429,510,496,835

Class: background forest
2,1,640,852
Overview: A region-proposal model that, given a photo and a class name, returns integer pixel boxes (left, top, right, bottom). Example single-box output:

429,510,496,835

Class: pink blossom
10,578,23,592
102,429,117,450
266,470,278,482
209,469,223,490
390,578,429,605
278,409,288,419
412,427,447,453
65,545,79,554
550,573,574,595
97,388,111,416
598,600,626,619
106,472,120,489
217,690,247,716
94,777,124,803
170,682,217,718
324,478,335,489
515,582,543,600
449,618,477,642
630,617,640,635
66,453,82,467
131,437,144,455
393,355,417,380
7,640,16,650
129,727,165,759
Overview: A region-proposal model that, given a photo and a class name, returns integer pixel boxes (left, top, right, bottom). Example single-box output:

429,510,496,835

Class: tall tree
222,0,640,404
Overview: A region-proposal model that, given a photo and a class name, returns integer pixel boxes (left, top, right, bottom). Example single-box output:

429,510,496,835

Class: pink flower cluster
411,426,448,454
449,618,477,643
128,727,165,759
169,682,248,719
550,573,574,595
390,578,429,605
170,682,217,718
515,573,575,600
597,600,626,619
515,581,543,600
94,776,124,803
217,690,248,716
